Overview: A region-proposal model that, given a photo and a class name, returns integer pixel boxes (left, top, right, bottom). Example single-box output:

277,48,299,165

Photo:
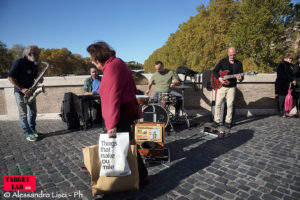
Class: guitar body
211,70,230,89
211,70,257,90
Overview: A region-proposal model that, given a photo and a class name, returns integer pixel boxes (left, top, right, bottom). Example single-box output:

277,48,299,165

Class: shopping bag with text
99,132,131,177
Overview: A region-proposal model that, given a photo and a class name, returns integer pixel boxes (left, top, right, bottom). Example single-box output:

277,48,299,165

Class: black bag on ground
176,66,198,82
60,92,80,130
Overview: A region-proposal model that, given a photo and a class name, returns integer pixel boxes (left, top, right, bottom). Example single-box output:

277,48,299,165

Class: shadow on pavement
99,129,254,199
233,115,275,127
147,129,254,198
37,129,79,140
37,123,105,141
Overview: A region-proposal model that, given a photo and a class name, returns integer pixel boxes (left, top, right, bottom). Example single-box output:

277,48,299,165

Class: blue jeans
14,92,37,135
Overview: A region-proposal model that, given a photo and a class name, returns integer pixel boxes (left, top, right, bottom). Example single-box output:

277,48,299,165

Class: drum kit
133,71,191,166
132,70,190,130
136,92,190,131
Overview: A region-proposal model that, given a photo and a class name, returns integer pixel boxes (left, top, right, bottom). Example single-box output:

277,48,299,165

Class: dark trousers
294,92,300,112
116,119,148,182
278,95,286,115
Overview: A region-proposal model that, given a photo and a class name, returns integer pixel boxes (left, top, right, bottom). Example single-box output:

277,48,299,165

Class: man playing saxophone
8,45,43,142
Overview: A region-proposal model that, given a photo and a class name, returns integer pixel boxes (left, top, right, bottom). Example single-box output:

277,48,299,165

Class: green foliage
0,41,14,78
0,43,93,78
38,48,91,76
0,42,143,77
127,61,143,70
230,0,293,73
144,0,299,73
8,44,25,60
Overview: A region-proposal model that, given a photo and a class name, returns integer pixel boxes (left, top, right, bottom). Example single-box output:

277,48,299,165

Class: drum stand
163,103,190,132
174,83,192,129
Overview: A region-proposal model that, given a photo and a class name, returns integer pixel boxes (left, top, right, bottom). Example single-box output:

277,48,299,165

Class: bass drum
142,104,169,127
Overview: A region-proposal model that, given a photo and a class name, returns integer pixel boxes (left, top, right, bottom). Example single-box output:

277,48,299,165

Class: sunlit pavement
0,115,299,200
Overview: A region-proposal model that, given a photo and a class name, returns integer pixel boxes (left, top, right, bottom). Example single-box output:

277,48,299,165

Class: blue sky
0,0,209,64
1,0,298,64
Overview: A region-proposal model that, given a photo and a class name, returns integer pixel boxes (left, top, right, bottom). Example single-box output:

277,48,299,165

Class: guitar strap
214,88,218,102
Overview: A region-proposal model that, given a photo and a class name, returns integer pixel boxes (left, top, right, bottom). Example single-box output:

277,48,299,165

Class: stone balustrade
0,73,280,120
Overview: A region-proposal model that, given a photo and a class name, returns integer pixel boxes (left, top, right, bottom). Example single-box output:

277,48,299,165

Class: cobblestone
0,115,299,199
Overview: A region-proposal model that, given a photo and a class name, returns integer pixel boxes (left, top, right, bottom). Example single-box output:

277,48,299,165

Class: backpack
60,92,80,130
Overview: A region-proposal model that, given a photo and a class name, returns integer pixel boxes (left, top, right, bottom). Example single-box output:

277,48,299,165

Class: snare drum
136,95,149,105
159,93,176,105
142,104,169,127
159,93,171,105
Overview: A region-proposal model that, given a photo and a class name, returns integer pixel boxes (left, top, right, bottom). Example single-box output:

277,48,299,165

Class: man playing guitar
212,47,244,129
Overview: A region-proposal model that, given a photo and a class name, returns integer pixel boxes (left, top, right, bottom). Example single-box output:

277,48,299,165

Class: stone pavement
0,115,299,200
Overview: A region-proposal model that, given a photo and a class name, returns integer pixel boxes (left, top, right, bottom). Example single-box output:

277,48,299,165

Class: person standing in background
275,54,296,117
292,54,300,117
8,45,43,142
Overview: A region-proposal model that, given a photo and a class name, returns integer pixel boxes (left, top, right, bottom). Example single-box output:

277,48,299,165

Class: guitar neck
223,73,244,80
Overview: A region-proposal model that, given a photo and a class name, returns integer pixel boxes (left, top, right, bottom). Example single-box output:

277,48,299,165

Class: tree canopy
0,41,14,78
144,0,299,73
1,0,299,77
0,43,144,78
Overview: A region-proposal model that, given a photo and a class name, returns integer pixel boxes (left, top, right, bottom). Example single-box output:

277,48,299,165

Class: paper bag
82,143,139,195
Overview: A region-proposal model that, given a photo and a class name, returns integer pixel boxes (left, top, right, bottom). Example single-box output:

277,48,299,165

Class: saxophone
24,62,50,104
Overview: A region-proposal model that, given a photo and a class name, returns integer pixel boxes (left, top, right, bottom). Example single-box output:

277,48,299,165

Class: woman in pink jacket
87,41,149,185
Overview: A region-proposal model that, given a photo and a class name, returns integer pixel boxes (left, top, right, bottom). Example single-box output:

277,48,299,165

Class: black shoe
279,111,284,117
139,176,150,186
224,122,232,129
211,121,219,128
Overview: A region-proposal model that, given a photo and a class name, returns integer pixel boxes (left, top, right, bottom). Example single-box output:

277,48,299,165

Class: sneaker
26,134,37,142
32,130,42,138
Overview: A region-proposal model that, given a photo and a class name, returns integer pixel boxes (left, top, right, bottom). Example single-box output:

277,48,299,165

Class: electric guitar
211,70,257,89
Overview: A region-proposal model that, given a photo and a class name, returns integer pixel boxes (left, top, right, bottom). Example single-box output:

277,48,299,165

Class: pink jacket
99,56,137,130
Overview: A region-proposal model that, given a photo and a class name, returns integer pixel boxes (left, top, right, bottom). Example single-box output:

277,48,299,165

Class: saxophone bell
24,86,45,104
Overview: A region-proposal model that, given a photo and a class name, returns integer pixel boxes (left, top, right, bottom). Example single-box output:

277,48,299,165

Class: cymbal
131,71,148,85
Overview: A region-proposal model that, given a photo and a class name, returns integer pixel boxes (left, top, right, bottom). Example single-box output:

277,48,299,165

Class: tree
144,0,299,73
144,0,239,73
39,48,91,76
127,61,143,70
0,41,14,78
8,44,25,60
230,0,294,72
